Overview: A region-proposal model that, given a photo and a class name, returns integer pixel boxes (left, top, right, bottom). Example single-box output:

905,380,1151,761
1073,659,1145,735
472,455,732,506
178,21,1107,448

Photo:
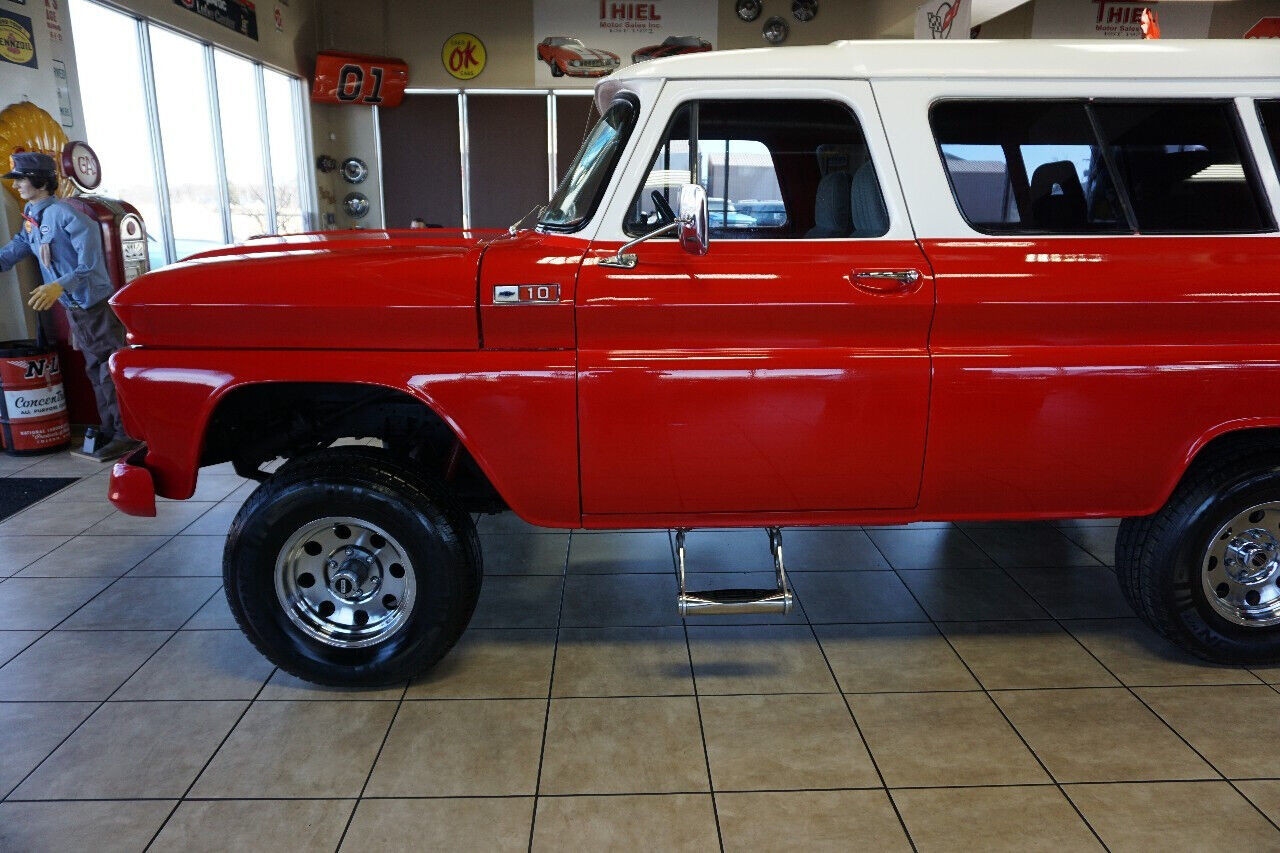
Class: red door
576,238,934,517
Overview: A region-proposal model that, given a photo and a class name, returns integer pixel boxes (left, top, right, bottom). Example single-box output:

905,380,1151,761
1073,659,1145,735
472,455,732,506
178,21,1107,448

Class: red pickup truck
109,40,1280,686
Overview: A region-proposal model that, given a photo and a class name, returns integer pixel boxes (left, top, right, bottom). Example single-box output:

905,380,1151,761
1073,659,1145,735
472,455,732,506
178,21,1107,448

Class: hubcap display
1202,503,1280,628
275,517,416,648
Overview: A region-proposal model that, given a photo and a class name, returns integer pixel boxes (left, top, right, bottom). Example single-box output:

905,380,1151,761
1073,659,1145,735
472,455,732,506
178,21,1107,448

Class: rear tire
1118,451,1280,664
224,447,481,686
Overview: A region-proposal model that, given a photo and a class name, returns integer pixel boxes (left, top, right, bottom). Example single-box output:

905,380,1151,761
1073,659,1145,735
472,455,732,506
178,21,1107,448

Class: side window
932,101,1127,234
1260,101,1280,172
1092,101,1271,234
624,99,888,239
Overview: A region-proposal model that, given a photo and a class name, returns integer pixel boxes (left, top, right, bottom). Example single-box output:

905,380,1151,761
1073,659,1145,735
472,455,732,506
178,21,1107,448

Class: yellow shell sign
442,33,485,81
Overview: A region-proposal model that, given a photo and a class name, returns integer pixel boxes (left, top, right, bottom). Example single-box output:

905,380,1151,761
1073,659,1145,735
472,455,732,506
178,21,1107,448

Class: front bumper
108,445,157,517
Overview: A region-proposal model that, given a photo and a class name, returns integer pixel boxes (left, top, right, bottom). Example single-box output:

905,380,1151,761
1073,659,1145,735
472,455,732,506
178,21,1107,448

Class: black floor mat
0,477,79,522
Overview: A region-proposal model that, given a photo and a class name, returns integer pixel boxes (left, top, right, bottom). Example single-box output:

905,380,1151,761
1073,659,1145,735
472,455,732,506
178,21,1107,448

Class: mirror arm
599,218,686,269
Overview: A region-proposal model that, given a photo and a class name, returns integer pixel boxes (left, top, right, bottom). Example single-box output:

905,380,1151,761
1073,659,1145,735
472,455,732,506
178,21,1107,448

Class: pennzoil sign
0,11,37,69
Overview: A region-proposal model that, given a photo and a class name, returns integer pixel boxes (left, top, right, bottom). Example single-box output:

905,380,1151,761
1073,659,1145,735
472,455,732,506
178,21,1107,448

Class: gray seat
1029,161,1087,232
850,161,889,237
805,170,853,238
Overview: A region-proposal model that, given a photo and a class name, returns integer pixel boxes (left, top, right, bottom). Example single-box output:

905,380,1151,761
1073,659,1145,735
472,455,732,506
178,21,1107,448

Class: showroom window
68,0,314,267
624,99,884,239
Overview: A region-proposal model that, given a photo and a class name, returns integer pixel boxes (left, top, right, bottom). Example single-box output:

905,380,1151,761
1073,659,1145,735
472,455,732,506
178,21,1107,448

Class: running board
676,527,794,616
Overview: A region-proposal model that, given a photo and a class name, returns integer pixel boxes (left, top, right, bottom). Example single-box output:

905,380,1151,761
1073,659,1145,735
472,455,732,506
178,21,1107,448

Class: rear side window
932,101,1126,234
933,99,1274,235
1092,101,1270,234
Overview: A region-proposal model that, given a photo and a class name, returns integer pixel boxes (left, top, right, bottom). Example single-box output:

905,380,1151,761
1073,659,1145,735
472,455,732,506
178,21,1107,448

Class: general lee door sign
312,52,409,108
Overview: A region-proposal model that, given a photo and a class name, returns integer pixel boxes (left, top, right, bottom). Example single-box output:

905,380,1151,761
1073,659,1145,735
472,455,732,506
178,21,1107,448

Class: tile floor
2,449,1280,851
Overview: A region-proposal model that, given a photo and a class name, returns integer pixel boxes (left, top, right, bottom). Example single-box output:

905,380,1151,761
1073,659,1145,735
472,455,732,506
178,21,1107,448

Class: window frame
930,97,1277,238
621,95,885,240
538,94,640,234
1253,99,1280,191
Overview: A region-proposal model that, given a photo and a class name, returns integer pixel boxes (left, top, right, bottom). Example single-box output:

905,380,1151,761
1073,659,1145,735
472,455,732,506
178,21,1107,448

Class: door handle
852,269,921,295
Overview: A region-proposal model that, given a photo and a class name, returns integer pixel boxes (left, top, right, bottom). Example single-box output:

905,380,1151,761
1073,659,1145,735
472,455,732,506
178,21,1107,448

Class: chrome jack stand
676,527,794,616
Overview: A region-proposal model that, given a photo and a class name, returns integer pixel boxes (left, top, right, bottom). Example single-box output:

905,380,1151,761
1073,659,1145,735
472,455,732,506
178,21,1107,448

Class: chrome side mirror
600,183,709,269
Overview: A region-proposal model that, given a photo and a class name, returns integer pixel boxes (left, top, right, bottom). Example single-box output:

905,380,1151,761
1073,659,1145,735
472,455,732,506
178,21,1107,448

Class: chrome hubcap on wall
1202,502,1280,628
275,517,416,648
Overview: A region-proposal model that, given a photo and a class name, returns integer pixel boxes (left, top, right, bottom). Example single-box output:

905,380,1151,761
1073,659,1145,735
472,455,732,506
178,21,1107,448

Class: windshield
539,98,637,231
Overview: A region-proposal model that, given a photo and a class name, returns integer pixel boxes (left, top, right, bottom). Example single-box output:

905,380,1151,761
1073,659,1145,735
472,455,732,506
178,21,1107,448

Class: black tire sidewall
1159,465,1280,661
227,475,465,686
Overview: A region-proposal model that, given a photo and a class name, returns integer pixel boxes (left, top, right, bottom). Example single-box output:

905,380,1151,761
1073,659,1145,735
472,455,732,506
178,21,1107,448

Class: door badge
494,284,560,304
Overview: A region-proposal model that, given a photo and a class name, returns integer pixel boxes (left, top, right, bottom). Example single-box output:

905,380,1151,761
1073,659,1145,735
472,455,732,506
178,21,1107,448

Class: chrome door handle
851,269,921,295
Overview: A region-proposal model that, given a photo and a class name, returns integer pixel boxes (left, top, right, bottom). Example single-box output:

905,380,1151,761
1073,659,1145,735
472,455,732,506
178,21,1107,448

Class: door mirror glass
677,183,708,256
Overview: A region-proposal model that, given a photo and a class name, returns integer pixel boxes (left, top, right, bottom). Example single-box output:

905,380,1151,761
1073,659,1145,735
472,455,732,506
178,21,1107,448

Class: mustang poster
534,0,717,87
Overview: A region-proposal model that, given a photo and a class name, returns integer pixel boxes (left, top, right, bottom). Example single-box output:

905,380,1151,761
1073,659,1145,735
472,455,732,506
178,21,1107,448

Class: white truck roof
603,39,1280,89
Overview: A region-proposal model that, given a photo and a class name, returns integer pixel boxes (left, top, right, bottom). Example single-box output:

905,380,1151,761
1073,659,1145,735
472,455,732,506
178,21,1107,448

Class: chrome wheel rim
274,516,416,649
1201,502,1280,628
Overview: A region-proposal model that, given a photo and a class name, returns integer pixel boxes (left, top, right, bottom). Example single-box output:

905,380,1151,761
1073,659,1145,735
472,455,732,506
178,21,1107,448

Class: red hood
111,229,505,350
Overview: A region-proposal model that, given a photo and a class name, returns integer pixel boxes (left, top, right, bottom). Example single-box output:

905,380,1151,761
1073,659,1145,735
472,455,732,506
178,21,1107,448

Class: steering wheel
650,190,676,226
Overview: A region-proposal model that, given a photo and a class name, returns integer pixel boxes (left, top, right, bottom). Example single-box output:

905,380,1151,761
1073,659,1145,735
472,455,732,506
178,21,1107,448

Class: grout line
330,683,410,852
524,528,572,852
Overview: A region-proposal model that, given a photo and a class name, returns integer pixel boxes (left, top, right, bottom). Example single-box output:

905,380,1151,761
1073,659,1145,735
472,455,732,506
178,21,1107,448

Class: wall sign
0,10,37,68
60,140,100,192
312,52,409,108
1032,0,1210,39
172,0,259,42
442,32,485,81
914,0,971,39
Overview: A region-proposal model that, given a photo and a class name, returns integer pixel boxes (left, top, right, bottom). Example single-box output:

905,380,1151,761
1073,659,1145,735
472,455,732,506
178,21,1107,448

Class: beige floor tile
365,699,544,796
0,575,112,628
151,799,354,852
816,623,978,693
257,669,404,701
687,625,838,694
552,625,693,697
965,526,1102,568
540,696,708,794
183,475,244,502
567,531,672,573
12,453,111,479
1066,781,1280,852
113,629,275,700
481,532,570,575
39,471,111,503
185,591,238,629
0,535,68,575
1237,779,1280,825
680,529,778,572
893,786,1102,852
470,575,564,628
993,688,1214,783
560,573,680,627
0,629,169,700
13,699,245,799
1058,525,1119,566
407,628,555,698
1066,619,1259,686
780,529,892,571
940,621,1119,689
898,569,1049,621
191,700,395,797
129,535,225,576
718,789,911,852
1138,685,1280,779
1009,567,1134,620
0,630,40,665
787,571,928,623
340,797,534,852
847,692,1047,787
60,576,222,629
0,502,114,536
701,693,879,791
16,534,169,577
0,800,175,853
866,527,994,571
86,501,217,535
0,701,96,794
179,501,242,536
532,794,718,852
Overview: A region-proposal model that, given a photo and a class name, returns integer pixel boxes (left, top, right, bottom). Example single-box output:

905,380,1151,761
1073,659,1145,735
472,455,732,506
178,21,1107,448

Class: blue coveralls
0,197,126,439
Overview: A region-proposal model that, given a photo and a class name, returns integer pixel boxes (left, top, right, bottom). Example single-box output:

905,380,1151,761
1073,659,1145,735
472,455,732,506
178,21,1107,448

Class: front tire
1118,451,1280,664
224,448,481,686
